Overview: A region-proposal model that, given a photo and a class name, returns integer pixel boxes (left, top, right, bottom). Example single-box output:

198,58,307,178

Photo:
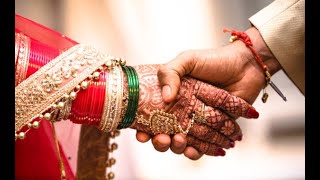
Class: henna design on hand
196,82,253,118
130,64,248,154
186,135,224,156
192,100,243,142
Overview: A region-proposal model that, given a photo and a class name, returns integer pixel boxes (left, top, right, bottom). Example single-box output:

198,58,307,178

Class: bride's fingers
175,104,233,149
193,100,231,128
189,123,234,149
192,100,243,142
136,131,151,143
186,135,226,156
183,146,204,160
218,119,243,142
195,81,259,119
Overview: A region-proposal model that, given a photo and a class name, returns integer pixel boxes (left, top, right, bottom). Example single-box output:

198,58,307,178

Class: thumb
157,64,181,103
157,51,196,103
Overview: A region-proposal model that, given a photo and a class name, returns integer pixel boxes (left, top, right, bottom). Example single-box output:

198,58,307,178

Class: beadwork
136,110,194,135
15,44,115,134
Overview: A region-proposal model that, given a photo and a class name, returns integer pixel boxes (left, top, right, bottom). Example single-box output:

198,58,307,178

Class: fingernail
236,135,243,141
162,85,172,99
229,141,235,148
215,148,226,156
247,108,259,118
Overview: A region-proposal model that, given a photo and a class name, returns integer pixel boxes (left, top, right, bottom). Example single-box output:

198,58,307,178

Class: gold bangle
100,67,113,131
110,63,124,131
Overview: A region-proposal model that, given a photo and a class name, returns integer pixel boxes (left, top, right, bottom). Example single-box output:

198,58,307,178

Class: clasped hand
129,64,259,159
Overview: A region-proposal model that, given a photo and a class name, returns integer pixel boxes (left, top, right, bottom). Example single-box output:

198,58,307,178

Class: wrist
224,28,272,95
243,27,288,102
245,27,282,75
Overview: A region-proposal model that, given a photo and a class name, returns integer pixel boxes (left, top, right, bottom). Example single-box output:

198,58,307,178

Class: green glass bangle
124,66,139,128
122,66,134,128
118,66,136,129
117,66,131,129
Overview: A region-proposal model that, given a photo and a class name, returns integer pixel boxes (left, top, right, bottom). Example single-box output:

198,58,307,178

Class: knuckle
179,49,194,58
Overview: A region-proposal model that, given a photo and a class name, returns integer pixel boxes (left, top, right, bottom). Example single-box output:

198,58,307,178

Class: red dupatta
15,14,77,180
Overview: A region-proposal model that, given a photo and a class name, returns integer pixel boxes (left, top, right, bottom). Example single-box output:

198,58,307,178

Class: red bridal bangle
87,70,106,126
223,29,287,103
27,36,60,78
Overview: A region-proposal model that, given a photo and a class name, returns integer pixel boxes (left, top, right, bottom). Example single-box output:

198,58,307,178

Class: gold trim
15,44,113,132
15,32,31,86
51,122,66,179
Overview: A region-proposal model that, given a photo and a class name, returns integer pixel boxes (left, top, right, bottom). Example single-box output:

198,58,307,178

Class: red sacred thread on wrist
223,28,287,103
223,29,270,81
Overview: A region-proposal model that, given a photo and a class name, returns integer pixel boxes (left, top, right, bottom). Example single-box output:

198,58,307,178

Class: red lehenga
15,14,78,179
15,14,113,179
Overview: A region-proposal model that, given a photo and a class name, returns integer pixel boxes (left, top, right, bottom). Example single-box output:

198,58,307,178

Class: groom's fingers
170,133,187,154
136,131,151,143
151,134,171,152
137,131,188,154
184,146,204,160
195,81,259,119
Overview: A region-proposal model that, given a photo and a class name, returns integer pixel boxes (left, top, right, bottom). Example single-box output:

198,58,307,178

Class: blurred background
16,0,305,179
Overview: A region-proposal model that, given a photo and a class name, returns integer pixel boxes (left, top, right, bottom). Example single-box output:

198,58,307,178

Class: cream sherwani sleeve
249,0,305,95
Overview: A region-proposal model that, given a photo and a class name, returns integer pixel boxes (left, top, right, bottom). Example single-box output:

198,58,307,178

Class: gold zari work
15,44,114,132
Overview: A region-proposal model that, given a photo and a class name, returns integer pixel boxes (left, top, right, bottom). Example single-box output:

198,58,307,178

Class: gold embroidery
15,44,114,132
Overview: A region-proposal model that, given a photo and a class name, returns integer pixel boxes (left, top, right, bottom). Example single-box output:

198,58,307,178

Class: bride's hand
130,65,259,157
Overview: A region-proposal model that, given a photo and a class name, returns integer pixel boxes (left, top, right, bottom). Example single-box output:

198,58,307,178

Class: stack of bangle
27,37,60,78
100,61,121,132
69,68,106,126
117,66,139,129
62,57,139,132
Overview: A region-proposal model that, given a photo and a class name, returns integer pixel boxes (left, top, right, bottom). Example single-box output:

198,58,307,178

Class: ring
193,104,208,124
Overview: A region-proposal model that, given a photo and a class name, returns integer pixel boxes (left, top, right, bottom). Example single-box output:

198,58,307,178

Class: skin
137,27,282,160
71,64,259,157
129,64,258,156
